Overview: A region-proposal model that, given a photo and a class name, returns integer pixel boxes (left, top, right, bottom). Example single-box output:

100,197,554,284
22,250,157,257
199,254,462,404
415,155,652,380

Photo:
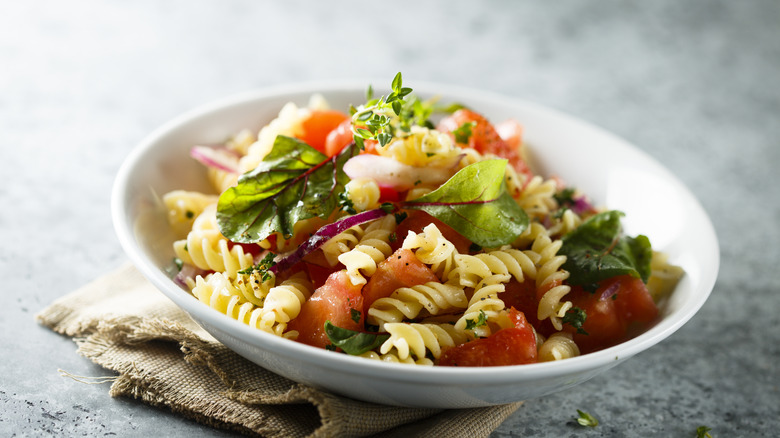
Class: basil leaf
324,321,390,355
404,160,528,248
217,136,358,243
560,210,652,286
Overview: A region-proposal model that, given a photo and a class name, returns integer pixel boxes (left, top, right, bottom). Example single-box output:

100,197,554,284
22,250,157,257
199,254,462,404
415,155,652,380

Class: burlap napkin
36,263,522,437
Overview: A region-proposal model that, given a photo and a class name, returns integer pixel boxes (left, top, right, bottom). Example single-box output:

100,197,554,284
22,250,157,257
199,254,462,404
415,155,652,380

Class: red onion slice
270,208,391,274
190,145,240,174
600,281,620,301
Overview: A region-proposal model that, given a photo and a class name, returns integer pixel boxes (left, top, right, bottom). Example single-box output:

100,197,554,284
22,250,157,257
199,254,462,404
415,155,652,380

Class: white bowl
112,81,719,408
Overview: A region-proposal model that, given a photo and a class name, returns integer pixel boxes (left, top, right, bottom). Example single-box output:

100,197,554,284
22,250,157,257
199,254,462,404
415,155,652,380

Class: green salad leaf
217,136,358,243
324,321,390,355
405,159,528,248
560,211,652,288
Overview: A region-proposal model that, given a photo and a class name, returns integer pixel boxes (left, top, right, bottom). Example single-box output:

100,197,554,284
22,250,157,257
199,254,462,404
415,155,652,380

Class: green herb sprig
351,72,413,149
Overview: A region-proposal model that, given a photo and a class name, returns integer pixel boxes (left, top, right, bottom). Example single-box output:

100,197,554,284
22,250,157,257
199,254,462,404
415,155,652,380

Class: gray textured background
2,1,778,436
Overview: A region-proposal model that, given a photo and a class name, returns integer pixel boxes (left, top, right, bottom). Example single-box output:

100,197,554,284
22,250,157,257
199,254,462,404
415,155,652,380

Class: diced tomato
495,119,523,150
360,139,379,155
378,185,401,203
299,248,342,289
437,109,533,181
611,275,659,335
303,262,339,290
300,110,351,155
361,248,439,315
324,118,354,157
391,210,473,254
564,275,659,354
288,270,364,349
227,241,264,258
498,279,554,336
438,309,537,367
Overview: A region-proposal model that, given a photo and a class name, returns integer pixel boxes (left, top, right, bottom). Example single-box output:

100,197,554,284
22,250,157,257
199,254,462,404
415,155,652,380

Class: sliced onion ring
190,145,240,174
343,154,456,190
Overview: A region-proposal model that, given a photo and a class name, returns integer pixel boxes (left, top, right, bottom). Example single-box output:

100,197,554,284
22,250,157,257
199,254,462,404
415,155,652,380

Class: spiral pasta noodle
367,281,468,329
173,204,255,279
207,168,239,194
538,332,580,361
252,272,313,338
376,126,460,167
344,177,381,212
448,248,538,289
162,190,219,237
546,208,583,238
516,175,558,221
454,275,507,337
338,215,396,285
192,272,264,328
646,251,685,301
401,223,459,280
320,224,365,267
523,223,573,330
379,322,470,361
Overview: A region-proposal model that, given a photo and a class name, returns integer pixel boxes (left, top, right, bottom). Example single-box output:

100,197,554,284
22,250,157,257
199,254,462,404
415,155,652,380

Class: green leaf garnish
562,307,588,335
350,308,361,324
405,160,528,248
695,426,713,438
560,211,652,286
338,191,357,215
576,409,598,427
324,321,389,355
452,121,476,144
216,136,358,243
237,252,277,281
465,310,488,330
553,187,576,206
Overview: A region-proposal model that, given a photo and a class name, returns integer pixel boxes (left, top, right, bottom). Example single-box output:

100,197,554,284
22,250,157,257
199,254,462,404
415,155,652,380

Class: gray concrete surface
2,1,778,436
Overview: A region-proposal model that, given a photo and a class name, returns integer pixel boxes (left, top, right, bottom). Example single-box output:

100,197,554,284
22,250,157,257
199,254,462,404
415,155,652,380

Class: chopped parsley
238,252,277,282
562,307,588,335
173,257,183,272
350,308,361,324
452,121,476,144
338,191,357,214
465,310,488,330
553,187,577,207
695,426,713,438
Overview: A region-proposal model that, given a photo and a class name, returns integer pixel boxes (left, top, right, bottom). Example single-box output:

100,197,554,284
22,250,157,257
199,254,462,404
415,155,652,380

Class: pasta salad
164,74,684,366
